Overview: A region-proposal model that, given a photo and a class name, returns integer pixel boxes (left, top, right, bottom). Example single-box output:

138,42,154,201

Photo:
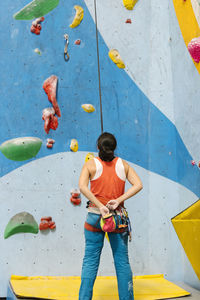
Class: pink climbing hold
125,19,132,24
42,108,58,134
31,17,45,35
43,75,61,117
188,37,200,63
75,39,81,45
191,160,196,166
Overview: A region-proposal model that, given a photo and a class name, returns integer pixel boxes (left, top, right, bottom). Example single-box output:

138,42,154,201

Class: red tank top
90,157,125,206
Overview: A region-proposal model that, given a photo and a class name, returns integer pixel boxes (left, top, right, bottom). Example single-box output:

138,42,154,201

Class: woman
79,132,143,300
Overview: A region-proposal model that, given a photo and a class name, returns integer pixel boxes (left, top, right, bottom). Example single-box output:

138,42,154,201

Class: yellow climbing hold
85,153,94,162
123,0,138,10
81,104,95,113
34,48,42,55
108,49,125,69
70,139,78,152
70,5,84,28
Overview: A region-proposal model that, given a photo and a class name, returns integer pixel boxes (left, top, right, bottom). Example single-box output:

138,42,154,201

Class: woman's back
90,157,126,206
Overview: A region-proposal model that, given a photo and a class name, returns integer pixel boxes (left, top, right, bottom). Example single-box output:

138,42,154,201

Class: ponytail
97,132,117,162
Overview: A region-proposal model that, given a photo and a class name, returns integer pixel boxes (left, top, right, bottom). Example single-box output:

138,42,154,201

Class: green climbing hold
13,0,60,20
4,212,39,239
0,137,42,161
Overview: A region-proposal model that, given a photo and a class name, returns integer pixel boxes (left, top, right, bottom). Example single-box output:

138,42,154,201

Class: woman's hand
106,199,119,211
99,205,110,217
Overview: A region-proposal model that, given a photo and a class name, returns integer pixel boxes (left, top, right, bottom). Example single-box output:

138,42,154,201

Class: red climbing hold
42,108,58,134
75,39,81,45
31,17,45,35
70,196,81,205
41,216,52,222
39,220,49,230
46,143,53,148
43,75,61,117
191,160,196,166
125,19,132,24
46,138,55,149
48,221,56,229
39,217,56,231
70,188,81,206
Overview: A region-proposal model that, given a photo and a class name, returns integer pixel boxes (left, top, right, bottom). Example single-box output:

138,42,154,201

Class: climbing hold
100,214,116,232
70,188,81,205
191,160,196,166
41,216,52,222
125,19,132,24
188,37,200,63
75,39,81,45
48,221,56,229
85,152,94,162
123,0,138,10
43,75,61,117
108,49,125,69
31,17,44,35
46,143,52,148
70,5,84,28
46,138,55,148
0,137,42,161
39,217,56,230
42,108,58,134
81,104,95,113
13,0,59,20
70,139,78,152
4,212,39,239
34,48,42,55
39,221,49,230
198,162,200,168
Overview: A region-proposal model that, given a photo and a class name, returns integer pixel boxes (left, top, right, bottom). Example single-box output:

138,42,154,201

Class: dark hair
97,132,117,161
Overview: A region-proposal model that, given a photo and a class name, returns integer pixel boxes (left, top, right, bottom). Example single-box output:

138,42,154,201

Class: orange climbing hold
39,217,56,231
43,75,61,117
70,188,81,206
75,39,81,45
42,108,58,134
31,17,44,35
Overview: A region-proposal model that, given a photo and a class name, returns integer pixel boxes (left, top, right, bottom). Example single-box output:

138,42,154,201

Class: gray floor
165,282,200,300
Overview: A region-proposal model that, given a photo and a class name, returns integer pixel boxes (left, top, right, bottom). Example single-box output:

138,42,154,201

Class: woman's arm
79,161,109,216
107,161,143,210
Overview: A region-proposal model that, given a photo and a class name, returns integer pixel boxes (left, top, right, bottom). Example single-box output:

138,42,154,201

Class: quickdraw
64,34,70,61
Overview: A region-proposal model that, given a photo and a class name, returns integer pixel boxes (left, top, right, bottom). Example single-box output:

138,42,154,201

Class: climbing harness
64,34,69,61
86,201,132,240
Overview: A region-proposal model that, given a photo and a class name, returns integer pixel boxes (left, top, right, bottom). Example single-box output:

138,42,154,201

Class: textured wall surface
0,0,200,297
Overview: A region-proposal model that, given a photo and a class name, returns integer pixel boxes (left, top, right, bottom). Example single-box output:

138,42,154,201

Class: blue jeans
79,213,134,300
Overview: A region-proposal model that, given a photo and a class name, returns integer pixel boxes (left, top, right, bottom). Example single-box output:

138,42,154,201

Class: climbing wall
0,0,200,297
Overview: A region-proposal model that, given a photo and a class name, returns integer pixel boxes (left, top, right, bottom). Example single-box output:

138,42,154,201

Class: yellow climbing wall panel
172,199,200,280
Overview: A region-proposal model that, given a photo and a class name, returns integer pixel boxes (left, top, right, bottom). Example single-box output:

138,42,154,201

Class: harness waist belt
84,222,127,233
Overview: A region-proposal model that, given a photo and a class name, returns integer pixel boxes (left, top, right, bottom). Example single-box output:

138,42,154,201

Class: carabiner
64,34,69,61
